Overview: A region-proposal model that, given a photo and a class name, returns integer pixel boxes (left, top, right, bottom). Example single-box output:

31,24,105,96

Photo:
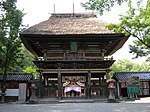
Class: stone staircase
38,98,107,104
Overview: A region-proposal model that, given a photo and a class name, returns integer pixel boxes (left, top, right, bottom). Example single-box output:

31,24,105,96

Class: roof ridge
50,13,97,18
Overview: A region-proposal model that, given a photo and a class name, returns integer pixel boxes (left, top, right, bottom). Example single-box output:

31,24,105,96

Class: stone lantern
106,77,116,102
28,79,38,104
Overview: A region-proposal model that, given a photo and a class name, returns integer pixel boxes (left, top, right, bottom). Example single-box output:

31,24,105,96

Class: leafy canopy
82,0,150,60
81,0,128,15
107,0,150,59
109,59,150,76
0,0,24,85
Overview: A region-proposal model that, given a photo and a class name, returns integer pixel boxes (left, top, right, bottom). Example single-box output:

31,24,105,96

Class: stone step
38,98,59,104
59,99,94,103
37,98,108,104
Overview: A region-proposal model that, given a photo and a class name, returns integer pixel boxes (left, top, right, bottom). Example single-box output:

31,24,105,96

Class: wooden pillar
38,70,42,98
58,70,62,99
99,75,103,96
43,49,47,60
101,52,104,60
117,82,120,98
105,70,110,97
102,75,105,85
86,71,91,99
102,75,105,97
99,76,101,85
106,71,109,80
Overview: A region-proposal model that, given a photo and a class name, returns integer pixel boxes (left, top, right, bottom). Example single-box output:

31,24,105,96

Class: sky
16,0,147,63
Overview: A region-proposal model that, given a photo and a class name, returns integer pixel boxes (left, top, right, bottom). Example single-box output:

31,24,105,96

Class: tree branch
122,27,150,48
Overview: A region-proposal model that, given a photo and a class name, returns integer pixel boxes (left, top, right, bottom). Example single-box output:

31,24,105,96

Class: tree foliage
22,66,38,78
82,0,150,60
81,0,128,15
21,46,38,76
0,0,24,89
109,59,150,76
107,0,150,59
11,44,36,72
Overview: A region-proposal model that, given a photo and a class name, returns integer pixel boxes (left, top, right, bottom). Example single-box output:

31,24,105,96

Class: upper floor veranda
36,41,113,61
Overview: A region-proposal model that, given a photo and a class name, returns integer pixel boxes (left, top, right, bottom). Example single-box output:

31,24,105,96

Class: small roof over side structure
0,73,33,81
114,72,150,82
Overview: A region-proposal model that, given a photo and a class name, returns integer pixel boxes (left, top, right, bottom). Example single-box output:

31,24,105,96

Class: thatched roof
21,13,114,35
20,13,129,57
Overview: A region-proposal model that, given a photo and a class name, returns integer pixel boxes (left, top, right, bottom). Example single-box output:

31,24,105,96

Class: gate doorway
62,73,86,98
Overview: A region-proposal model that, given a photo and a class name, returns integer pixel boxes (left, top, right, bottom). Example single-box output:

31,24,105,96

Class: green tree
109,59,150,76
0,0,24,102
82,0,150,60
107,0,150,59
11,44,36,72
23,66,38,78
0,44,36,74
81,0,128,15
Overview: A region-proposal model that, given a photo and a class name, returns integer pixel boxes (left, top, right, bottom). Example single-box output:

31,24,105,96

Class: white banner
64,86,81,93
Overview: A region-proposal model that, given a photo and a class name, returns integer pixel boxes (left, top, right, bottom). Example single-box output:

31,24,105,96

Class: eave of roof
20,33,128,57
20,13,129,57
0,73,33,81
114,72,150,81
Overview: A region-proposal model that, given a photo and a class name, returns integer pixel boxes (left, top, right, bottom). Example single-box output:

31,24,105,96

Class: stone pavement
0,97,150,112
126,97,150,103
0,103,150,112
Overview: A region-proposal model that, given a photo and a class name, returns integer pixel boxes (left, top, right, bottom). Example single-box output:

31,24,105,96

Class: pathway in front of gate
0,102,150,112
126,97,150,103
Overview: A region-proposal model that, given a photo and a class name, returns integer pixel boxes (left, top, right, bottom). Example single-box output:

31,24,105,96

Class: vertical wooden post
101,52,104,60
99,75,102,96
117,82,120,98
86,71,91,99
38,70,42,98
63,52,66,60
58,70,62,99
99,76,101,85
106,69,110,80
102,75,105,97
105,70,110,97
43,49,47,60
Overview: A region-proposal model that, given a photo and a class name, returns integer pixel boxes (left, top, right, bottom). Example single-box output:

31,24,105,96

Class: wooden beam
41,69,107,73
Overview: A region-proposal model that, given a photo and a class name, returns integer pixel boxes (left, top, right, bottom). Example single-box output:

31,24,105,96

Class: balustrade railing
44,52,113,61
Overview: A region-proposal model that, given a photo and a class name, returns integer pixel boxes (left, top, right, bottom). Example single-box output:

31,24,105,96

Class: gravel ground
0,103,150,112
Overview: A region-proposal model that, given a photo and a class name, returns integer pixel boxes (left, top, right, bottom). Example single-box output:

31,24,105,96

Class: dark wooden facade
114,72,150,97
0,73,32,101
20,13,128,99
